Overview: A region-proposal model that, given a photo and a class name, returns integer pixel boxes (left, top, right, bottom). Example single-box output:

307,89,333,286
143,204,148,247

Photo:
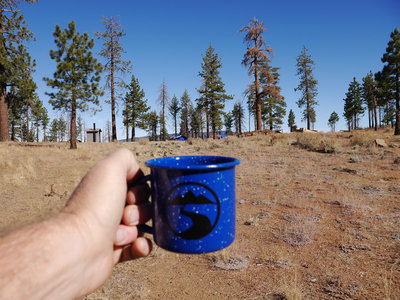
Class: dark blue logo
164,182,220,240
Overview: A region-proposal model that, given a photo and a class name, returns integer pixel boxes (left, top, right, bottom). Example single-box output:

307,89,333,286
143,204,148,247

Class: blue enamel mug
141,155,240,253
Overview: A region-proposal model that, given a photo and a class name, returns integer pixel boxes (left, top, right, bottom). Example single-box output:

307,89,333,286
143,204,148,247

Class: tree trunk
395,74,400,135
0,86,9,141
206,108,210,138
110,23,117,142
373,95,378,131
26,103,30,142
174,115,177,137
11,121,15,141
36,124,39,142
131,124,135,142
70,101,77,149
43,126,48,142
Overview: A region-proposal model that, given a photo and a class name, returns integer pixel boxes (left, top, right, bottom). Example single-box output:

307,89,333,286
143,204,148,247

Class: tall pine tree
44,21,103,149
198,44,232,139
361,71,378,130
343,77,364,130
158,79,169,141
260,66,285,130
122,74,149,142
179,89,191,138
381,28,400,135
295,46,318,130
232,101,245,134
240,17,274,131
96,16,132,142
168,95,180,137
0,0,37,141
287,109,295,130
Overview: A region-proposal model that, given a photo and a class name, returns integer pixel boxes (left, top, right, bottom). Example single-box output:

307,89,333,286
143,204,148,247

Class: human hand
0,148,152,299
61,148,152,292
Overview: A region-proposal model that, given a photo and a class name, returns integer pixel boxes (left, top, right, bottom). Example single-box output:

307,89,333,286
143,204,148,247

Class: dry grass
1,129,400,299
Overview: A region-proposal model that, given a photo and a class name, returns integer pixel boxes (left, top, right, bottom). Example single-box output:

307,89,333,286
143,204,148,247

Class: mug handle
128,175,153,234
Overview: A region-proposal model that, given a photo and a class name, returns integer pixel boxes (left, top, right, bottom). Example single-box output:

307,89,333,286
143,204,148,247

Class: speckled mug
142,155,240,253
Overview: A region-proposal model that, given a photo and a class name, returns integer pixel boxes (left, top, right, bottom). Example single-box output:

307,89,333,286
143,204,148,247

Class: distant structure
86,123,102,143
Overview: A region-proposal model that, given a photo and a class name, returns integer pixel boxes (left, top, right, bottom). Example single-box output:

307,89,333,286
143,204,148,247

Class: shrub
295,133,342,153
350,132,375,147
138,138,149,145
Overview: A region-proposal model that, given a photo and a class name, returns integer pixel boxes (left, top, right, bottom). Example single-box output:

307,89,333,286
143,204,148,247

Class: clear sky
19,0,400,138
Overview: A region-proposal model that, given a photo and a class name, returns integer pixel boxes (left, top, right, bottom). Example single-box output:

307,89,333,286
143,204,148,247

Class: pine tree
169,95,180,137
198,44,232,139
44,21,103,149
287,109,295,130
123,74,150,141
189,105,202,138
96,16,131,142
381,28,400,135
260,66,285,130
179,89,191,137
158,80,169,141
361,71,378,130
224,112,233,135
375,71,394,127
295,46,318,130
196,80,210,138
41,108,49,142
30,96,46,142
0,0,37,141
328,111,339,132
145,111,158,141
7,91,24,141
240,17,274,131
49,119,58,142
232,101,245,134
343,78,364,130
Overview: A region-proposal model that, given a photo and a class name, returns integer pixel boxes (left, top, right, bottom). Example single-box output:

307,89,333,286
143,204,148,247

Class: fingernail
128,206,139,225
116,229,126,244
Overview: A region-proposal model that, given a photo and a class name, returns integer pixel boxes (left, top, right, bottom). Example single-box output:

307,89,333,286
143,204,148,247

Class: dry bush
295,133,342,153
138,138,149,145
186,137,204,146
271,133,296,148
205,139,222,150
350,131,376,147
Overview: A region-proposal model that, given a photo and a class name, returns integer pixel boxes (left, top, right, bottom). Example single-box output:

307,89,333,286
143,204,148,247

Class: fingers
126,184,151,205
122,204,152,226
118,238,153,262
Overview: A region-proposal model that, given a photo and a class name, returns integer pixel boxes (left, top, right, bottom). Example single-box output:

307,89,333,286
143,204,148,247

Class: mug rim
145,155,240,170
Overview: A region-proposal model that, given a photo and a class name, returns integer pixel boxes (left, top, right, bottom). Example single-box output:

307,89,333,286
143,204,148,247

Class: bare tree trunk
131,124,135,142
70,100,77,149
26,103,29,142
110,22,117,142
373,95,378,131
395,74,400,135
0,86,9,141
43,126,48,142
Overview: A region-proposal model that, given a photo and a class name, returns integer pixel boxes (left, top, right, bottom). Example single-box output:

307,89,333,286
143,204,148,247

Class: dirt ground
1,129,399,299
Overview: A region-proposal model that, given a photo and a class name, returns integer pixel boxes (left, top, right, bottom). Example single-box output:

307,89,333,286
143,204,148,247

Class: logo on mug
164,182,220,240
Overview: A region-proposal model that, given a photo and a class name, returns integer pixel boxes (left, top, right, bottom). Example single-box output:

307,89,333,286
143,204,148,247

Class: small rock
238,200,246,204
375,139,387,147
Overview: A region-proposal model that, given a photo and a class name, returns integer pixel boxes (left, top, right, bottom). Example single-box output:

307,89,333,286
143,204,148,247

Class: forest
0,1,399,149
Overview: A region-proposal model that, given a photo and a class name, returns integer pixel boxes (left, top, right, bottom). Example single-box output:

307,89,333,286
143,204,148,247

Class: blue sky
20,0,400,138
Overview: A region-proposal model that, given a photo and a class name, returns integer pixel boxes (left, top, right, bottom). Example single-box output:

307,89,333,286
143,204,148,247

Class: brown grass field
1,129,400,299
